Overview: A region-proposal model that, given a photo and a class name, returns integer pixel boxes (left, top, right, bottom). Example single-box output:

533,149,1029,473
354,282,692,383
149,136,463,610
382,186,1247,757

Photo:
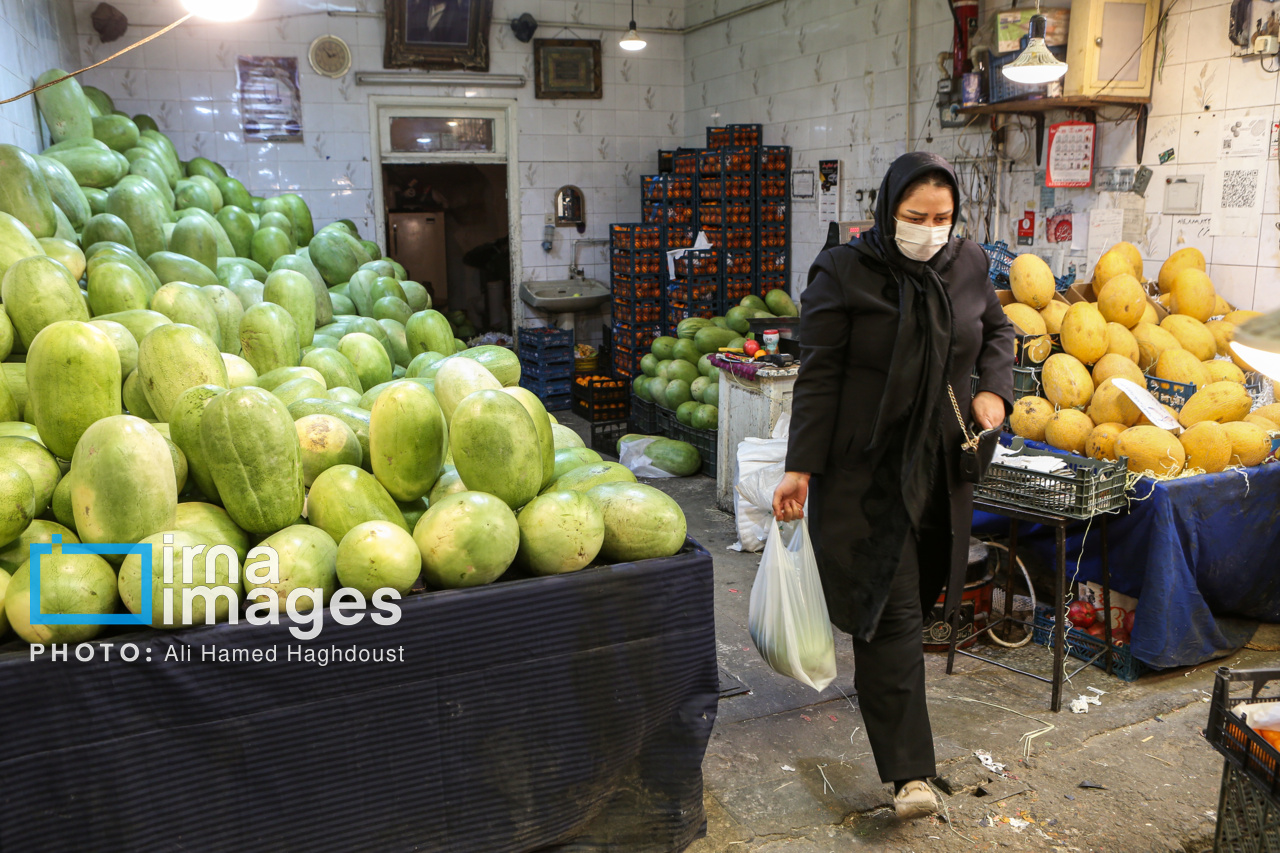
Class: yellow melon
1223,421,1272,466
1131,322,1182,371
1170,268,1216,322
1158,247,1206,294
1111,242,1145,280
1202,359,1246,385
1094,250,1136,290
1086,378,1141,427
1003,302,1047,336
1023,334,1054,363
1253,403,1280,424
1177,381,1253,427
1085,422,1127,461
1116,426,1186,475
1042,353,1094,409
1140,302,1159,325
1060,302,1108,365
1158,293,1173,309
1160,314,1218,361
1153,348,1210,389
1224,310,1264,326
1213,295,1232,317
1178,421,1231,474
1206,319,1236,356
1040,300,1070,334
1245,413,1280,432
1010,396,1055,442
1136,403,1182,428
1093,352,1145,388
1097,274,1146,329
1044,409,1095,454
1010,254,1056,309
1104,323,1141,363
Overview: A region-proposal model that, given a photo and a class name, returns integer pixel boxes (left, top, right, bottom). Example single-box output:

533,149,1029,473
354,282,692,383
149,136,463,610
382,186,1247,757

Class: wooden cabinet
1064,0,1161,99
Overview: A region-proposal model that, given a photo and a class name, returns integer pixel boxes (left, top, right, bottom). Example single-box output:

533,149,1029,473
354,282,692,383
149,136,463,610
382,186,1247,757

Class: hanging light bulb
620,0,646,51
1002,5,1067,85
181,0,258,22
1231,311,1280,382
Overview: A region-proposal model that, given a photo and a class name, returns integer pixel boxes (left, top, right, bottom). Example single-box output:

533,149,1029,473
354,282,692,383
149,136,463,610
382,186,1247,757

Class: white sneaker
894,780,938,820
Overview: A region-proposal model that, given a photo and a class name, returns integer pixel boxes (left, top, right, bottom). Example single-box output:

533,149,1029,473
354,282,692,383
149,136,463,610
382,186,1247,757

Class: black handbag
948,384,1000,484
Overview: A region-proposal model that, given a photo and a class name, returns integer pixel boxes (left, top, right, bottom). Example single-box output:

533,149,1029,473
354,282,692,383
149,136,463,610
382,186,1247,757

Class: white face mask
893,218,951,262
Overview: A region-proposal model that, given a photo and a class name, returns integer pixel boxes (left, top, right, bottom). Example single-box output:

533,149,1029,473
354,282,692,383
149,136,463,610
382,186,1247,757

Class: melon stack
1002,243,1276,477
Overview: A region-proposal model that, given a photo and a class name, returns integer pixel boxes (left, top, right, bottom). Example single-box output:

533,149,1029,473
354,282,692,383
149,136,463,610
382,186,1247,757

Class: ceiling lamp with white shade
182,0,258,22
1001,3,1068,85
1231,311,1280,382
619,0,646,51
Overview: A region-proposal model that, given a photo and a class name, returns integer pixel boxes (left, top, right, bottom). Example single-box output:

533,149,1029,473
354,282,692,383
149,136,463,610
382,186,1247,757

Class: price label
1113,378,1181,433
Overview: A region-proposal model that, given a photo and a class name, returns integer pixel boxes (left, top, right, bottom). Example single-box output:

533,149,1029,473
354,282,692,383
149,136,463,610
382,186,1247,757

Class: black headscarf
850,151,960,531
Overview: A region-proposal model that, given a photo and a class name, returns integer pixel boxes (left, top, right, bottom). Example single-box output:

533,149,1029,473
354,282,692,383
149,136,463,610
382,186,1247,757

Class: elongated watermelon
369,380,449,501
449,389,542,509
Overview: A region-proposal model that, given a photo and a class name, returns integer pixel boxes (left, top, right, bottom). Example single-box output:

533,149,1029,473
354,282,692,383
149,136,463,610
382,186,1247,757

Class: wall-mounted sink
519,279,610,313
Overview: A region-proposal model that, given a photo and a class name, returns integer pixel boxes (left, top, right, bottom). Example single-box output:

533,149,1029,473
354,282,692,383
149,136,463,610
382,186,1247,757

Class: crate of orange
572,375,630,422
612,323,660,353
1208,667,1280,805
613,273,661,301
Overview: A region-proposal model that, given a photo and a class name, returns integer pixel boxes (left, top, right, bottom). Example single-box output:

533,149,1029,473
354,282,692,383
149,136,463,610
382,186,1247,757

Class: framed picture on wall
384,0,493,71
533,39,602,100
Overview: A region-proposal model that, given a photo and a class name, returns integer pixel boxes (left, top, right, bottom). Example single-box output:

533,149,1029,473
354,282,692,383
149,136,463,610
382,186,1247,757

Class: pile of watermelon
0,70,689,645
634,290,798,429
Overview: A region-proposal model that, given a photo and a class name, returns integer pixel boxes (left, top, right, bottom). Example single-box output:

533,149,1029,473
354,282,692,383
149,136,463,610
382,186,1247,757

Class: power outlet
544,214,554,226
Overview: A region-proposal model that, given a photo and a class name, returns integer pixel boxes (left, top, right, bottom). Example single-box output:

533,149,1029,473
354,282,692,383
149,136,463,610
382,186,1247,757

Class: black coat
786,239,1015,640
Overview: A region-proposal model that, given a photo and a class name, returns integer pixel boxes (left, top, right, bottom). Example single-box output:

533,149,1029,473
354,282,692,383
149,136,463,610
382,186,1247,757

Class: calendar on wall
1045,121,1095,188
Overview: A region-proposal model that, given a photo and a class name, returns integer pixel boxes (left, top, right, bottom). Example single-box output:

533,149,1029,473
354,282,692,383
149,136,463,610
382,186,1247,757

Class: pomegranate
1123,610,1136,636
1067,600,1096,628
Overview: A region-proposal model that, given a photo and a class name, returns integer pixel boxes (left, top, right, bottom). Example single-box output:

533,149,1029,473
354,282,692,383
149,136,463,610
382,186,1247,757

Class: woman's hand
772,472,810,522
971,391,1006,430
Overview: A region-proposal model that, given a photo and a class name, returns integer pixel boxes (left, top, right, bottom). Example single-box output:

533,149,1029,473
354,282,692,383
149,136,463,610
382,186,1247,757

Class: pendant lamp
620,0,646,51
1001,3,1067,85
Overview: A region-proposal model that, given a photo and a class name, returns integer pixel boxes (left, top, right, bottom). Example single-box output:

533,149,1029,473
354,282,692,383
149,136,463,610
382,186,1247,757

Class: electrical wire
0,13,193,105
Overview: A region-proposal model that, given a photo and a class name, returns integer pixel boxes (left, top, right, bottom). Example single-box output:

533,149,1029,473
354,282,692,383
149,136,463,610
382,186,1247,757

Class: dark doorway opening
382,162,510,338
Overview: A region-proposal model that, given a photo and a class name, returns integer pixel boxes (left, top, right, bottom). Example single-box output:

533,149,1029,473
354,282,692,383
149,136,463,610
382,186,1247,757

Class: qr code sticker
1221,168,1258,209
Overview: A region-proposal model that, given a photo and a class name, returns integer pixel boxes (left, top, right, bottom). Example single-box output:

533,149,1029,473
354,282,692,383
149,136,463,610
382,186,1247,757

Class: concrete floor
563,412,1277,853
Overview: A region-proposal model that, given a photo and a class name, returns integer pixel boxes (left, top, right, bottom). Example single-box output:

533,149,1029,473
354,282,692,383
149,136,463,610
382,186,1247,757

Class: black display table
0,541,718,853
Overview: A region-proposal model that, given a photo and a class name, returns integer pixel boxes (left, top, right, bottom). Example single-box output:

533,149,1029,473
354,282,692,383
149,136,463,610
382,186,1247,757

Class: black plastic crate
519,327,573,351
758,145,791,173
520,374,573,404
1030,606,1151,682
667,276,719,305
977,437,1129,520
707,124,762,148
758,249,787,276
1208,667,1280,811
674,248,719,278
758,272,787,293
612,322,660,353
572,374,629,405
759,173,788,199
612,273,662,301
702,226,754,252
612,344,644,379
612,299,662,326
573,396,629,423
706,127,733,148
662,224,698,250
664,301,716,336
760,225,787,250
698,201,753,228
590,419,630,457
642,202,695,226
759,198,790,225
698,147,755,176
1215,761,1280,853
724,249,755,277
723,275,755,303
611,247,663,277
699,174,753,203
665,417,717,478
630,394,658,434
641,174,695,204
672,150,698,176
609,223,662,250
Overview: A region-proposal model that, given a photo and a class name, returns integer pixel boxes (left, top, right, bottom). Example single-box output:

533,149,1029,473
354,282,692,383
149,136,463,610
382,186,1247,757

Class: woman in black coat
772,151,1015,819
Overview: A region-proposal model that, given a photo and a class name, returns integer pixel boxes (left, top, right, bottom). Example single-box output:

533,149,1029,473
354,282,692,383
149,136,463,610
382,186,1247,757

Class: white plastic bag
748,518,837,692
730,412,795,552
619,437,677,478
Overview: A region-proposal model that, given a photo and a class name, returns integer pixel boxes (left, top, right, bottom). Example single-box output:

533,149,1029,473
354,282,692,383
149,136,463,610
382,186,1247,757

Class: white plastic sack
619,437,678,478
730,412,795,552
748,518,837,692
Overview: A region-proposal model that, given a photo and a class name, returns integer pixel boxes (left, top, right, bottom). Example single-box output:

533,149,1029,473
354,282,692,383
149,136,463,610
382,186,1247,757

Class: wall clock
309,35,352,78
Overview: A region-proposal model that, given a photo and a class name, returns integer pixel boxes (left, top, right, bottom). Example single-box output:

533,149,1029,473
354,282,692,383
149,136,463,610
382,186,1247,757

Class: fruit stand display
972,240,1280,671
0,71,717,851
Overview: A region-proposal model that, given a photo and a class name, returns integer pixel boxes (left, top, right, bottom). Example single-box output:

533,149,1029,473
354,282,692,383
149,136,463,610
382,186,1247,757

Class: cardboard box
996,9,1069,54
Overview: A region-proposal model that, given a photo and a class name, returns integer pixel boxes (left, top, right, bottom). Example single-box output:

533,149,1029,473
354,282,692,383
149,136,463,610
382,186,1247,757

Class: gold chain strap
947,384,980,450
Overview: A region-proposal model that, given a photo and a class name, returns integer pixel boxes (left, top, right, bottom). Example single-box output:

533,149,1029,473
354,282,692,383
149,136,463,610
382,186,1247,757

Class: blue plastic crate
1031,606,1151,682
521,374,573,397
541,394,572,412
519,345,573,366
982,241,1075,291
519,327,574,350
520,358,573,381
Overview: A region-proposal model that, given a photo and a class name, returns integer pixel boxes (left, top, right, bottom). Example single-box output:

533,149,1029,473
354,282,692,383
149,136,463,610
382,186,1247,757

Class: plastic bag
619,437,677,478
730,412,795,552
748,518,837,691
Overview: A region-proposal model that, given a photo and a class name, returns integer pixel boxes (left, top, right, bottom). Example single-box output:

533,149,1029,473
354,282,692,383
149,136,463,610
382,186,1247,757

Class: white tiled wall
67,0,686,309
0,0,80,151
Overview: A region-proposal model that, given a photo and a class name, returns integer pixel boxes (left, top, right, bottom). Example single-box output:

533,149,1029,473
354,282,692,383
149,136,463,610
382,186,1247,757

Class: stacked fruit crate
608,223,663,379
517,327,574,411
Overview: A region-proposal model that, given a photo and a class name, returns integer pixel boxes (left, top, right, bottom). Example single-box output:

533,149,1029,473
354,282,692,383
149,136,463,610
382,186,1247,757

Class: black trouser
852,532,936,784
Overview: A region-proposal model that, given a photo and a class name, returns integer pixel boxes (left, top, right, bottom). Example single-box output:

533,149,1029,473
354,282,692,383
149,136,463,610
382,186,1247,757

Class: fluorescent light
464,90,477,97
181,0,257,21
1231,310,1280,382
1001,14,1067,85
355,72,525,88
447,121,458,127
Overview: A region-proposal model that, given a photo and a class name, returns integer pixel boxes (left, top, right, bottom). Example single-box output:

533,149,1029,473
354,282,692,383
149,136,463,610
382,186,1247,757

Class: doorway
382,162,510,336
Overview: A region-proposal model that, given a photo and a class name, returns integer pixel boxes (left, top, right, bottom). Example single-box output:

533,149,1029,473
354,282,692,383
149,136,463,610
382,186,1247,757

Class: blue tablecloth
974,462,1280,670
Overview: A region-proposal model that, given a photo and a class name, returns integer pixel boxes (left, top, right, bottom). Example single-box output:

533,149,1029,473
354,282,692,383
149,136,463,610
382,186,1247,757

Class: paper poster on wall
1208,157,1264,237
1222,115,1270,158
1046,209,1072,244
819,160,841,220
1117,193,1148,244
237,56,303,143
1046,121,1095,188
1087,208,1124,270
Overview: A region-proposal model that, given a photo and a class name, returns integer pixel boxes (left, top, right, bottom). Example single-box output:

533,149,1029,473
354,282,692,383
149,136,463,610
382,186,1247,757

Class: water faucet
570,238,609,279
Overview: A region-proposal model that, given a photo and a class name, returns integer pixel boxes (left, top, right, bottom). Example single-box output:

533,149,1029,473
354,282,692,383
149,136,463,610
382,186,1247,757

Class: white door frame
367,95,522,329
